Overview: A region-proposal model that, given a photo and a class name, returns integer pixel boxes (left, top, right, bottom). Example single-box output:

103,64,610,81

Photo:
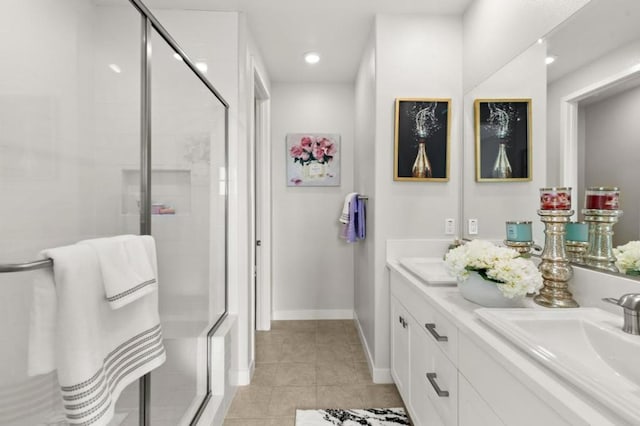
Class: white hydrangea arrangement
444,239,543,298
613,241,640,276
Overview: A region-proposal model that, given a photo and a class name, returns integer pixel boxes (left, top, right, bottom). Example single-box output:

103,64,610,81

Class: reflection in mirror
546,0,640,276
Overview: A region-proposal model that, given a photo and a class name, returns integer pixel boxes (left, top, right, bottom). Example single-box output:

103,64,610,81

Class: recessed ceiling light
537,38,544,44
109,64,122,73
196,62,208,73
545,55,557,65
304,52,320,64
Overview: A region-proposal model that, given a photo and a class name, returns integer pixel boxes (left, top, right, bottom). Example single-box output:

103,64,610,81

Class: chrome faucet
603,294,640,335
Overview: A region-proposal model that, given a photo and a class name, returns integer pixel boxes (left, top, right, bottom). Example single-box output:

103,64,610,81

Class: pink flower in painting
325,141,336,156
318,137,331,148
289,144,304,158
300,136,314,152
289,134,337,168
312,145,326,161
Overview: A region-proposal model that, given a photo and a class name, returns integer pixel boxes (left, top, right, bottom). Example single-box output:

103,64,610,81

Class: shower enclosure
0,1,228,425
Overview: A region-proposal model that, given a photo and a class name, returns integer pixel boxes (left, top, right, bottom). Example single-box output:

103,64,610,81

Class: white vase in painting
302,161,326,179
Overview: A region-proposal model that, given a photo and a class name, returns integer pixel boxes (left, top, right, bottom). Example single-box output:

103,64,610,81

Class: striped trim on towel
105,278,157,303
59,324,165,425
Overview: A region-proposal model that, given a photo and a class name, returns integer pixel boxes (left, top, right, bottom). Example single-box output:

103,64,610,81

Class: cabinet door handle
425,323,448,342
426,372,450,397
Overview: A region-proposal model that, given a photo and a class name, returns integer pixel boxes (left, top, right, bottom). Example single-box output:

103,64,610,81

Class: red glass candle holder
585,187,619,210
540,187,572,210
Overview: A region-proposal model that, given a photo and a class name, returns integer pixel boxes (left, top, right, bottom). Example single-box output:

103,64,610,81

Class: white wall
271,83,355,319
463,0,590,92
355,14,463,381
354,32,377,370
463,42,548,243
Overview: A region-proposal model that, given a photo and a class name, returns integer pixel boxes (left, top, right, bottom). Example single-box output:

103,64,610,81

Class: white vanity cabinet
457,334,571,426
389,266,579,426
458,374,504,426
390,269,461,425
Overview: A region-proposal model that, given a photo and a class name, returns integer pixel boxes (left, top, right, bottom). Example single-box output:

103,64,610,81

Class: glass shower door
145,27,227,425
1,2,228,424
0,0,142,424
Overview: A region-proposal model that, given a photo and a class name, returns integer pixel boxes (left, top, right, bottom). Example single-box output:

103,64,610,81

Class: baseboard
353,312,393,384
230,367,252,386
272,309,354,320
372,367,393,384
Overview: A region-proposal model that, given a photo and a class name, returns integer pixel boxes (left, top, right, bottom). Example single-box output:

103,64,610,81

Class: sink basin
398,257,457,285
477,308,640,423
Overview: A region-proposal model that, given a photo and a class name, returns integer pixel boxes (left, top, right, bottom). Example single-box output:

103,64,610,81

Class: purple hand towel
346,193,358,243
356,196,366,240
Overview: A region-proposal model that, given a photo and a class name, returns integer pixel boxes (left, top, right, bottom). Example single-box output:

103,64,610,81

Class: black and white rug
295,408,409,425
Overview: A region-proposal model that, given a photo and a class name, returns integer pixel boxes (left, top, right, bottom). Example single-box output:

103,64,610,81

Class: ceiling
145,0,473,83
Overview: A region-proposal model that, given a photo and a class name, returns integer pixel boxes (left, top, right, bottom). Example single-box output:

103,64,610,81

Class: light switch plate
445,218,455,235
468,218,478,235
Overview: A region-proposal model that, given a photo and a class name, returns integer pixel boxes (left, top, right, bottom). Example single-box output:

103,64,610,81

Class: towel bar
357,195,369,200
0,258,53,273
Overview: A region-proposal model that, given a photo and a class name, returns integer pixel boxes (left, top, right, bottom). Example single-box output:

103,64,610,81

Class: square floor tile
275,363,316,386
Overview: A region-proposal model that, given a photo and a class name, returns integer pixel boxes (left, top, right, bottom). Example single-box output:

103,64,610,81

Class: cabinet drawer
391,270,458,364
410,319,457,426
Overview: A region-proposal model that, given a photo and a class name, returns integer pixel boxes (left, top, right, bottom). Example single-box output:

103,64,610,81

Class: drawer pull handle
426,373,449,397
425,323,448,342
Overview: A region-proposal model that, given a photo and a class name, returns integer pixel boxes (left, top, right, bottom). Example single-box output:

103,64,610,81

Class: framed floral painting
286,133,340,186
394,98,451,182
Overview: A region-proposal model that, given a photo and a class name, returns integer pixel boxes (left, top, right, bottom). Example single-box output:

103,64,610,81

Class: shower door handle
256,240,262,246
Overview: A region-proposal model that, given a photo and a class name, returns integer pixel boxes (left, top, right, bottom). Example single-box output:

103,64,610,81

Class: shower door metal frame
129,1,230,424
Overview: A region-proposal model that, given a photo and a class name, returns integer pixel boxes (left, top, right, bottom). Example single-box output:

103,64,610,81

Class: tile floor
223,320,406,425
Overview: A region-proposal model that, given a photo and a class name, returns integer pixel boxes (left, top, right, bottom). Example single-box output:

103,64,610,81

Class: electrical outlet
445,218,455,235
468,218,478,235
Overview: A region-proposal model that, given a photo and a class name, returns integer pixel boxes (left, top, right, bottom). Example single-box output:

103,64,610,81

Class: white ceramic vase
458,271,524,308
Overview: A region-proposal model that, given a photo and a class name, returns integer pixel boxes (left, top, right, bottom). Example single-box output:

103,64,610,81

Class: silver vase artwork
493,143,512,178
410,102,440,178
488,103,515,179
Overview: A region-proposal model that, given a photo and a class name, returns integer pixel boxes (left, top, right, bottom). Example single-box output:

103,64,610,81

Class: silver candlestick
565,241,589,264
583,209,623,272
504,240,534,257
534,209,579,308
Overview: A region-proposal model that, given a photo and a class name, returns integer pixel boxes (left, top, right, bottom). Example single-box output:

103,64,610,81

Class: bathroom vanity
388,259,637,426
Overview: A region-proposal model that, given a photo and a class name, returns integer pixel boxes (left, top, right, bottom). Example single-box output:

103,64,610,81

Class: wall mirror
547,0,640,246
462,0,640,279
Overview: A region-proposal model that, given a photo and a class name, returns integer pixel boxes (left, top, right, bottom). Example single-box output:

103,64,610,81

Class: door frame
251,60,272,331
560,64,640,190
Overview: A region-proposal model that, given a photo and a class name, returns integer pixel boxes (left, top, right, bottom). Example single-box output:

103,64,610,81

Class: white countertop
387,259,628,425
